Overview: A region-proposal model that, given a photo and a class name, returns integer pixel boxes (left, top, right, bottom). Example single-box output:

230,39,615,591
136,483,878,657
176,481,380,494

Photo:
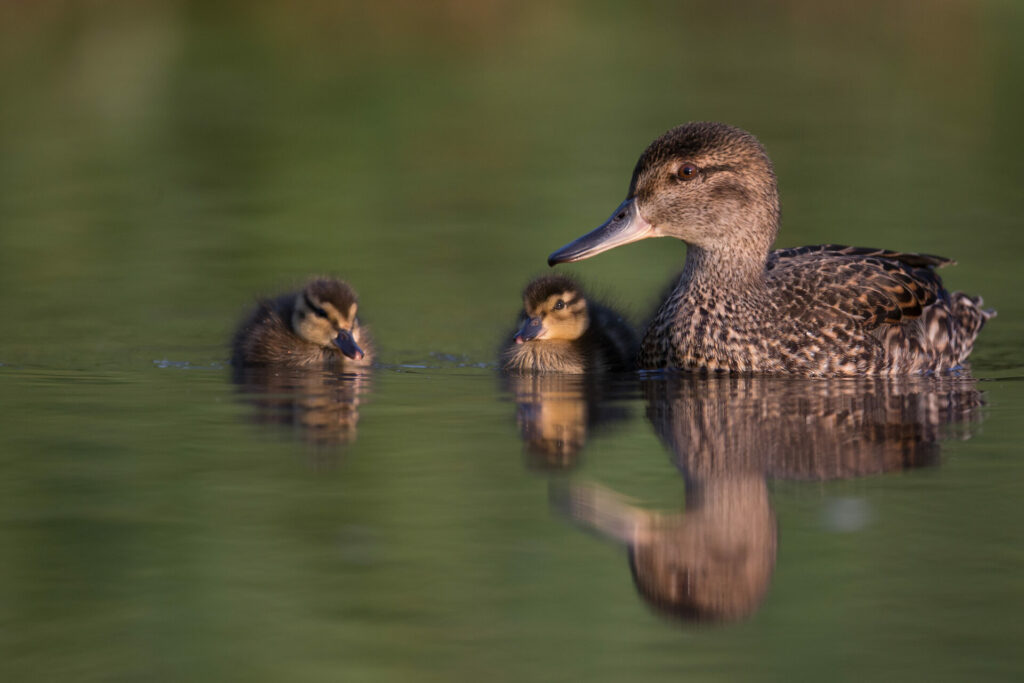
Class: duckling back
232,294,320,366
580,300,641,372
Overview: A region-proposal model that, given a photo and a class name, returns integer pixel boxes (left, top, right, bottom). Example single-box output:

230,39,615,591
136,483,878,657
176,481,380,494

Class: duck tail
949,292,994,364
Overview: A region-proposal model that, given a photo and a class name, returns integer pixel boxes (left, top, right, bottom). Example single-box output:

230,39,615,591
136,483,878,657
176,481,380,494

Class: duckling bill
232,278,373,368
502,275,638,373
549,122,993,376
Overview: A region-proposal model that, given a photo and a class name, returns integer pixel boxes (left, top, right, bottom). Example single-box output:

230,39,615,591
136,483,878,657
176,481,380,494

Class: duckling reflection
232,366,372,452
505,374,630,469
558,375,983,622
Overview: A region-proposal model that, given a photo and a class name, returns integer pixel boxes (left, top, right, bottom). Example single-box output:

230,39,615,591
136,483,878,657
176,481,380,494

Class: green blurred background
1,1,1022,681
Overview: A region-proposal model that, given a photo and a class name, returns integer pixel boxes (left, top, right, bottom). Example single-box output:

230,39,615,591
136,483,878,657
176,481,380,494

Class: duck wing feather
765,244,951,330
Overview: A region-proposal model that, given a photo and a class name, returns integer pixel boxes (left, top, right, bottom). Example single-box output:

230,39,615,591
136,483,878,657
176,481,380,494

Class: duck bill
333,329,365,360
548,198,654,266
515,317,545,344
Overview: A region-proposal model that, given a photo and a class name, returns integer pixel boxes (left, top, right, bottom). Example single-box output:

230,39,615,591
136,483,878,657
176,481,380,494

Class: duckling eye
676,163,700,180
553,300,565,311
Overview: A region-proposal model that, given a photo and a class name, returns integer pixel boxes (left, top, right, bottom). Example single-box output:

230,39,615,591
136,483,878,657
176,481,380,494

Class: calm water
2,2,1024,681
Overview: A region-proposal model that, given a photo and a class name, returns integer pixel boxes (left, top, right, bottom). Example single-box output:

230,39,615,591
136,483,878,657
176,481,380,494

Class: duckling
231,278,373,368
501,275,638,373
548,122,994,376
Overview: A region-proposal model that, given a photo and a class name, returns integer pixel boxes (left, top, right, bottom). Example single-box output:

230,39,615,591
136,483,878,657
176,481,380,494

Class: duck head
549,122,781,266
515,275,590,344
292,278,365,360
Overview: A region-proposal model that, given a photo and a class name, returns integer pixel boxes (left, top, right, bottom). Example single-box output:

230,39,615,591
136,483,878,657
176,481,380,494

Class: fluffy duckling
502,275,638,373
231,278,373,368
549,122,993,376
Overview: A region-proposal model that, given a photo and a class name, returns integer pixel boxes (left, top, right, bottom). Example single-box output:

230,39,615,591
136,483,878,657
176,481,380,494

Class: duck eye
553,300,565,311
676,163,700,180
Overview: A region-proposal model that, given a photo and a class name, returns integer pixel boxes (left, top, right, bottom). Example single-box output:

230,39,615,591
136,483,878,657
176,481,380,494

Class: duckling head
515,275,590,343
549,122,780,267
291,278,365,360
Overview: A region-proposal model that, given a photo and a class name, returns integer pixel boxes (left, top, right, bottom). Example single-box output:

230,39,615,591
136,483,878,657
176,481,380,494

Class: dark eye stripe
303,292,331,320
701,164,735,174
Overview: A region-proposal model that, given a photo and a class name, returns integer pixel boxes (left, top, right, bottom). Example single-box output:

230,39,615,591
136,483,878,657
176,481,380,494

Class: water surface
2,2,1023,681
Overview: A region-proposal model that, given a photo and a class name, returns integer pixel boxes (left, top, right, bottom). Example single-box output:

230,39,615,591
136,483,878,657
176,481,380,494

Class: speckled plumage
549,123,993,377
502,275,639,374
231,278,374,368
642,244,990,375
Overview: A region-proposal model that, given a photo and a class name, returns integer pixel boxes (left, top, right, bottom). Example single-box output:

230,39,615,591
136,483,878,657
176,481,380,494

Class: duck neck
677,180,780,292
680,243,769,293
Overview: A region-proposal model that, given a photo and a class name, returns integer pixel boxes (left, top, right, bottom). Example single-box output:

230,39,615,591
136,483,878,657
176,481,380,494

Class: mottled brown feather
767,246,946,329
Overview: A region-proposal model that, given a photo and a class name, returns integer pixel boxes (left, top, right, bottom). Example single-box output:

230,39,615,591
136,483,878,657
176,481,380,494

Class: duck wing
765,244,952,329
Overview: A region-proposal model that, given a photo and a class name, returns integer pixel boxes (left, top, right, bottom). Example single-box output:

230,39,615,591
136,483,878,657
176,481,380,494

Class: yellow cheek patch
317,300,345,328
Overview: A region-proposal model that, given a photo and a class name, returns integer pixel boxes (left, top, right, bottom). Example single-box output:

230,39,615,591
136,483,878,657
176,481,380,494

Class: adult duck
548,122,992,376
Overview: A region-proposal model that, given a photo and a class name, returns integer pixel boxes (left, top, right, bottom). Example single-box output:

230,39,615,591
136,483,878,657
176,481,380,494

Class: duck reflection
558,375,984,622
232,366,372,451
504,373,630,469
